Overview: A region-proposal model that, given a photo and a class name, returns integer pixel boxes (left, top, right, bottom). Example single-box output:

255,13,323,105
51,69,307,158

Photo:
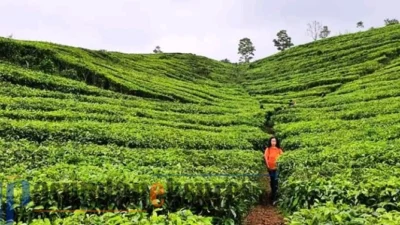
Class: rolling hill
244,24,400,224
0,23,400,224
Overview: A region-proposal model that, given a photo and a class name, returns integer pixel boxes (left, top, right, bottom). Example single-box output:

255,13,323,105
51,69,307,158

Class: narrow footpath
242,174,285,225
243,106,286,225
232,68,287,224
243,205,285,225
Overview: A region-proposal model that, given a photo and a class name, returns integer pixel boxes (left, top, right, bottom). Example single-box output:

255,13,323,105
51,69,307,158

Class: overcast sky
1,0,399,62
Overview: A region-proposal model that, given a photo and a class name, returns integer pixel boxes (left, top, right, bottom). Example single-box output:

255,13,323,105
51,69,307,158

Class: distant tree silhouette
153,46,162,53
319,26,331,39
384,18,399,26
307,21,323,41
273,30,294,51
238,38,255,63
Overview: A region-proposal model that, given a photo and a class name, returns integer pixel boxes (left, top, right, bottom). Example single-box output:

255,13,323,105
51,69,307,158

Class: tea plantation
0,24,400,224
243,24,400,224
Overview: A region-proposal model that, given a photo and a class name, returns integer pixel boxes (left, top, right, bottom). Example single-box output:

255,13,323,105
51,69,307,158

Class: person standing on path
264,136,283,204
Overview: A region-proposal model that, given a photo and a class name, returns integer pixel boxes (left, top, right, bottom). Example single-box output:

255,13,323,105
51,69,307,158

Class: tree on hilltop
384,18,399,26
307,21,323,41
319,26,331,39
238,38,255,63
273,30,294,51
153,46,162,53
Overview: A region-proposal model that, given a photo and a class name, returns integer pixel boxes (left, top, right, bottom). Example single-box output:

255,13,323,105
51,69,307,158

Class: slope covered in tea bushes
243,24,400,224
1,23,400,225
0,38,269,224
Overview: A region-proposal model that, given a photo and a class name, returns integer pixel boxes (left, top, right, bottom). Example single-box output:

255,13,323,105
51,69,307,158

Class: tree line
151,18,399,63
232,18,399,63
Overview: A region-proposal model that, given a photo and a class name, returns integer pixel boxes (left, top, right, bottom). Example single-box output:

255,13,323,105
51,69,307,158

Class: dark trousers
268,169,278,202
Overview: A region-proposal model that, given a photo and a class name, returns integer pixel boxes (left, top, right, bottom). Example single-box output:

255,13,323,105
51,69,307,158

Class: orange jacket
264,147,283,170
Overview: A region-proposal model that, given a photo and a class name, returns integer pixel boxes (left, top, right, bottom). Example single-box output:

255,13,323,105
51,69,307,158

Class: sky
0,0,399,62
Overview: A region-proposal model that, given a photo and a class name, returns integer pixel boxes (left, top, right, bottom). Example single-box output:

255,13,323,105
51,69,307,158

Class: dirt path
242,103,286,224
243,205,285,225
242,171,286,225
242,189,286,225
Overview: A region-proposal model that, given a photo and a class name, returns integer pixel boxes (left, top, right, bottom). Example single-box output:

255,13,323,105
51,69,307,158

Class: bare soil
242,171,286,225
243,205,285,225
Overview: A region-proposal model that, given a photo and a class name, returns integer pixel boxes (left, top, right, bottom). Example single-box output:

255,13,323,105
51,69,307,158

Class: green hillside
244,24,400,224
0,24,400,224
0,37,269,225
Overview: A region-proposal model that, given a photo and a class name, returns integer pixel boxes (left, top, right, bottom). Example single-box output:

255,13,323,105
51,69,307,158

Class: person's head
267,136,280,148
